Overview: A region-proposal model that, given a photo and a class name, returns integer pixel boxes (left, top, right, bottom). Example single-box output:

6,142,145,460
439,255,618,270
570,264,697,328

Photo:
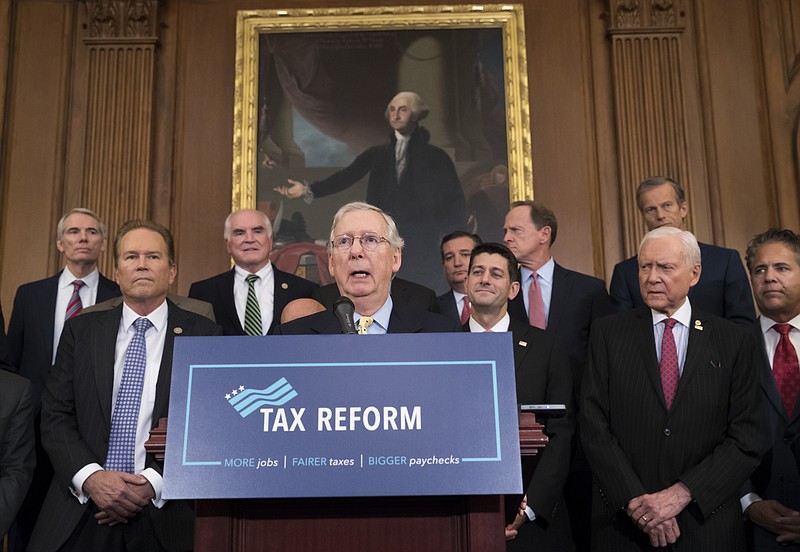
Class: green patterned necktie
244,274,263,336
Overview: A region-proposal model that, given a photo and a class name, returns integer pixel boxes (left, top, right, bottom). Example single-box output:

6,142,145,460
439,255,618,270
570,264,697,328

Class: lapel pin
518,340,528,347
709,360,721,368
174,327,183,334
694,320,703,331
281,283,289,289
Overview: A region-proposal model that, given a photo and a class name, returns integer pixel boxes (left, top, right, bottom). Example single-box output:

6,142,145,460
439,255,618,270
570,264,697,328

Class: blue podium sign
163,332,521,499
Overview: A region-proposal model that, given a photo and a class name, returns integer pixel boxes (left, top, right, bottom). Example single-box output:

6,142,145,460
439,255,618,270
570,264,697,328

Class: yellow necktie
357,316,373,335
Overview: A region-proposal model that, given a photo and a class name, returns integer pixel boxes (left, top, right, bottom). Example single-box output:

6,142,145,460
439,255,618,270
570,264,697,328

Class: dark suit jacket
314,277,438,313
0,370,34,536
28,301,222,552
6,272,120,411
188,266,318,335
508,262,614,406
436,289,460,324
0,303,11,369
609,242,756,325
465,317,574,550
580,307,764,552
745,321,800,552
84,293,216,322
275,300,461,335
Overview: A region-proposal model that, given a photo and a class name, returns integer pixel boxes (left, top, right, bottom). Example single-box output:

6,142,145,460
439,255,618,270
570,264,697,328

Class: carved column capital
607,0,680,31
84,0,160,39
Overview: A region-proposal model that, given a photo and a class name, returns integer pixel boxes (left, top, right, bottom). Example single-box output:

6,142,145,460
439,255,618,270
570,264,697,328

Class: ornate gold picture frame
232,4,531,289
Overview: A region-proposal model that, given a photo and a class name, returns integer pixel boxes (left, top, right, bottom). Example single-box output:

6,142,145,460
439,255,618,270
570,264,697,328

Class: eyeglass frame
330,232,391,252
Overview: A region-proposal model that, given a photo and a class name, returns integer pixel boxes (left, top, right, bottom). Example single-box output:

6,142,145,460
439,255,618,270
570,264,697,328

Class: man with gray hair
275,91,466,288
189,208,317,335
610,176,755,324
581,226,764,551
277,201,459,335
5,207,120,552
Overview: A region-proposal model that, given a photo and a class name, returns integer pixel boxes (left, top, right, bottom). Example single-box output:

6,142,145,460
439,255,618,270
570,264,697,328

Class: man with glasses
188,209,318,335
277,201,459,335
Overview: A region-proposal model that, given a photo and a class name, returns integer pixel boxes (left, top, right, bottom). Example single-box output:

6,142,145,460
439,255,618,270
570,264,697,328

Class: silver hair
224,209,273,240
384,91,429,122
57,208,106,240
638,226,701,267
328,201,405,253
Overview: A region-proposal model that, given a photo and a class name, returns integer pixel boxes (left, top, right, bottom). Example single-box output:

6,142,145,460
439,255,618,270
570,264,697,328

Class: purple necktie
660,318,680,410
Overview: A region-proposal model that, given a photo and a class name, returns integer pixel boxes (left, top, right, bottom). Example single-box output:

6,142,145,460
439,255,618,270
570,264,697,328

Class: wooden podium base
195,495,504,551
146,413,546,552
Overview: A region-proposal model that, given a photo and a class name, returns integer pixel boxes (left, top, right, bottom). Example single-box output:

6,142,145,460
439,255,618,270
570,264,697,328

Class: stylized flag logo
225,378,298,418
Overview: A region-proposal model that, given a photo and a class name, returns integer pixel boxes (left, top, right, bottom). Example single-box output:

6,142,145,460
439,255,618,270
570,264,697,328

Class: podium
146,412,546,551
156,333,539,551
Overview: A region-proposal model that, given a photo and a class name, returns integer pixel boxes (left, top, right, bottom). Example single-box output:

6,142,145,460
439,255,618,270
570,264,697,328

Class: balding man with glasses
276,202,459,335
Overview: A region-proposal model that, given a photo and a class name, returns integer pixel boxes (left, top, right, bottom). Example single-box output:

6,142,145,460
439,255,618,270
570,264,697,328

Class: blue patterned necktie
660,318,680,410
105,317,152,473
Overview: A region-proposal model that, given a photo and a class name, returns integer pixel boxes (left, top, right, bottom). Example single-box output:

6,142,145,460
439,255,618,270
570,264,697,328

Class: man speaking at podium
28,221,221,552
277,201,459,335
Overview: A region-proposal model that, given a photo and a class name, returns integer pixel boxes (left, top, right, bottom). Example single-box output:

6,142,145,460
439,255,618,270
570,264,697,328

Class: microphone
333,296,358,334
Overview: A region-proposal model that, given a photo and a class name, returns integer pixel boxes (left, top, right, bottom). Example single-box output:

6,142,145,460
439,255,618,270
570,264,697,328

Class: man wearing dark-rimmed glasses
276,201,459,335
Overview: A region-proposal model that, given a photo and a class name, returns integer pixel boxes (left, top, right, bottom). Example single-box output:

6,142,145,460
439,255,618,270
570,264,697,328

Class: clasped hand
627,482,692,547
83,470,154,526
505,494,528,541
747,499,800,544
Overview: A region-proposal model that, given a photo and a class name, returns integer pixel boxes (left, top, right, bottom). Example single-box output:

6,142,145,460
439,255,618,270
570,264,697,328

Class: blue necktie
105,317,152,472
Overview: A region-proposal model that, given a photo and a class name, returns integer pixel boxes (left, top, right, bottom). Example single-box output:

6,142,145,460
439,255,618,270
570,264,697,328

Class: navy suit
465,317,575,551
188,266,318,335
314,277,438,313
0,369,34,537
0,303,11,369
508,262,614,405
581,307,764,551
745,322,800,551
7,272,121,410
28,301,222,552
610,242,756,325
5,271,119,552
436,290,460,325
276,300,460,335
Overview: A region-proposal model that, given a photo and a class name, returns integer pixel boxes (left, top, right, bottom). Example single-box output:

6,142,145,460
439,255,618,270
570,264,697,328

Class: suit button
663,428,671,436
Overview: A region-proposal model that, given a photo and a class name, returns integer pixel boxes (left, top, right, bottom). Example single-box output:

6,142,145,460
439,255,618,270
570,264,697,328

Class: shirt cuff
741,492,762,514
525,505,536,521
71,463,104,504
141,467,166,508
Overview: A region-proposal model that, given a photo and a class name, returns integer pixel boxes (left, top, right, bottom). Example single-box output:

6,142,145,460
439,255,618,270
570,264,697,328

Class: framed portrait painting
233,4,532,291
